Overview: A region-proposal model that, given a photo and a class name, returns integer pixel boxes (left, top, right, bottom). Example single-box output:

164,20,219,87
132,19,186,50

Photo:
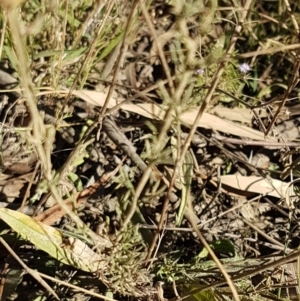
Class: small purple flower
196,68,205,75
239,63,251,73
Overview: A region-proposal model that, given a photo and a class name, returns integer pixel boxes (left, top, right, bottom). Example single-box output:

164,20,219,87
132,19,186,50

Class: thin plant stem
4,5,111,248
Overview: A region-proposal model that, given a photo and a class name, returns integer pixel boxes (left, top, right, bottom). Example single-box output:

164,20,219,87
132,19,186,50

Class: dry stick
39,272,119,301
236,43,300,58
241,216,292,252
138,224,192,232
0,9,6,60
54,0,68,88
197,194,261,227
187,86,295,148
0,261,9,297
185,207,242,299
72,2,106,49
216,87,285,110
139,195,260,231
257,13,292,33
102,117,148,172
19,162,40,213
0,237,60,300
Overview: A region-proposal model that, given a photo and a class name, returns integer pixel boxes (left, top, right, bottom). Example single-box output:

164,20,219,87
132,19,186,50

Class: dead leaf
220,174,291,199
71,90,118,107
34,198,80,226
59,90,278,142
180,109,276,141
3,150,37,175
0,69,18,89
210,107,253,124
0,178,26,202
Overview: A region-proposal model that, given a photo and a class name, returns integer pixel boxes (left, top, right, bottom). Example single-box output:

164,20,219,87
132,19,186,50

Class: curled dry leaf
220,174,291,199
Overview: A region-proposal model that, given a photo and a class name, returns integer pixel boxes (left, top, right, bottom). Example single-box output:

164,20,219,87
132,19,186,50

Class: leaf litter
0,1,300,301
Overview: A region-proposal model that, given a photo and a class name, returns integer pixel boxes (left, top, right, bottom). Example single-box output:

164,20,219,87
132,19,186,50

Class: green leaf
1,268,25,301
98,31,124,61
4,45,18,72
210,239,236,257
0,208,104,272
192,290,215,301
68,172,83,191
185,285,216,301
196,240,236,260
63,47,87,63
197,247,209,260
257,83,287,99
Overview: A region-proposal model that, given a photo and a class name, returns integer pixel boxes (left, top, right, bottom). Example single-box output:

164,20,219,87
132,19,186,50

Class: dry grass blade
39,272,119,301
237,43,300,58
